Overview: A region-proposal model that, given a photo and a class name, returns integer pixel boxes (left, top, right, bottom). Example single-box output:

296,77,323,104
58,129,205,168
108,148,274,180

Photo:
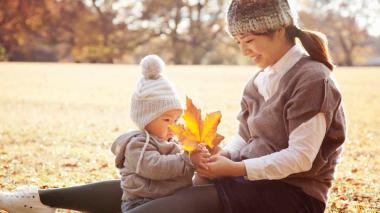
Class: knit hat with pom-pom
130,55,183,130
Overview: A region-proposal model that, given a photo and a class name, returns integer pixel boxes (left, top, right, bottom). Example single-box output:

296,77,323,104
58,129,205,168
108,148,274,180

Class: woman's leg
215,178,325,213
39,180,122,213
128,184,223,213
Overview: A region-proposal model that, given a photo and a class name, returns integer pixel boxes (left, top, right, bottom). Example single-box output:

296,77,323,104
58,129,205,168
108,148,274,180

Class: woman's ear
272,27,287,43
275,27,286,38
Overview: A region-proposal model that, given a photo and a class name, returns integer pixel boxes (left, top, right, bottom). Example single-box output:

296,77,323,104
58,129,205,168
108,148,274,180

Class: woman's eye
246,39,253,43
164,119,170,122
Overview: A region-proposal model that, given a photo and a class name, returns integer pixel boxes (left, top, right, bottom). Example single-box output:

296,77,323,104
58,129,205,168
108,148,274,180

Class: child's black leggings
39,180,222,213
39,180,123,213
39,179,324,213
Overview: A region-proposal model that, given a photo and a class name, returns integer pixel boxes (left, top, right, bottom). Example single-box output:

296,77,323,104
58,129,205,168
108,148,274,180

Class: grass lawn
0,63,379,212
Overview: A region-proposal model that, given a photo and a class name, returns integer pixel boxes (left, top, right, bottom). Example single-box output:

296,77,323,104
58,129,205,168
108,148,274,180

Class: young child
0,55,210,213
111,55,208,212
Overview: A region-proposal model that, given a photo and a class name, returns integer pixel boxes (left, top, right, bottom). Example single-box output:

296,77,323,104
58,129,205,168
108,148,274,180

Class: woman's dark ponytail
286,25,334,71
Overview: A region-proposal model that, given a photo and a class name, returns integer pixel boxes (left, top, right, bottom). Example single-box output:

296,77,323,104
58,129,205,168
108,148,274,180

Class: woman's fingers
201,152,211,158
208,155,218,162
197,155,210,170
198,162,209,170
196,160,217,178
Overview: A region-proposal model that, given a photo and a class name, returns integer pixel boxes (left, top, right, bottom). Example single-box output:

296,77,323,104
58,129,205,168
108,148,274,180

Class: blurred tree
69,0,119,63
185,0,226,64
0,0,59,61
1,0,376,65
299,0,376,66
129,0,233,64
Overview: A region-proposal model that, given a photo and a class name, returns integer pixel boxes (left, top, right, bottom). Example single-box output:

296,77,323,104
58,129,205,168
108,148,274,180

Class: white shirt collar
270,44,305,74
254,45,307,101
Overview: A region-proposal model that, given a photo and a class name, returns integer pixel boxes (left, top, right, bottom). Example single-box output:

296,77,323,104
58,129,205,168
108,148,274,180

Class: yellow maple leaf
182,97,202,141
169,123,198,151
169,97,224,152
201,112,222,148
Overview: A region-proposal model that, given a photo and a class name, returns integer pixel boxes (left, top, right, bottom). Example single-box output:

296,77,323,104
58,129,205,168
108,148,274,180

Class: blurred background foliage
0,0,379,65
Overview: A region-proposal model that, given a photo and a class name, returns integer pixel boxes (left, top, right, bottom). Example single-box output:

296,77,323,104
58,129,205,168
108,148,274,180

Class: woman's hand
196,155,246,179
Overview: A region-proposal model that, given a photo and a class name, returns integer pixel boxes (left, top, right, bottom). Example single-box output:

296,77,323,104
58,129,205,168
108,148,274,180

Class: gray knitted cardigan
111,130,194,201
238,57,346,203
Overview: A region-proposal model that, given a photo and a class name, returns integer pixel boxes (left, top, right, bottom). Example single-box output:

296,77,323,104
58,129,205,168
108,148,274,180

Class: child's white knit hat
130,55,183,130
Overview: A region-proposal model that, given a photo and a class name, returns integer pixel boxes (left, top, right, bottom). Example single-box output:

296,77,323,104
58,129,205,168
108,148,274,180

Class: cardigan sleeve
125,138,194,181
285,77,342,135
244,113,326,180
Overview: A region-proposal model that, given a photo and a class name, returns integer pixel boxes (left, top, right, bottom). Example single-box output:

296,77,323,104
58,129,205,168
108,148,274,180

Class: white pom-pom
139,54,165,80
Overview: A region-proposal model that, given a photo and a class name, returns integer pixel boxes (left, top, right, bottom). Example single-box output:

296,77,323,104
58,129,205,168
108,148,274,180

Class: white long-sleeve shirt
224,45,327,180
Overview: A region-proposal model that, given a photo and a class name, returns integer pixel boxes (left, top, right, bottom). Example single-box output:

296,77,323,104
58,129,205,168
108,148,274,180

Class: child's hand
198,143,209,153
190,143,211,170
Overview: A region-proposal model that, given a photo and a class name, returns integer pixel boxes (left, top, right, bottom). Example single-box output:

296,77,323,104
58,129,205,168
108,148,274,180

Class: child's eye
246,39,253,43
163,119,170,122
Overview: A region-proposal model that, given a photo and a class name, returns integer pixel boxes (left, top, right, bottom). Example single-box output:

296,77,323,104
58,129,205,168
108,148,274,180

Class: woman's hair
285,25,334,71
249,25,334,71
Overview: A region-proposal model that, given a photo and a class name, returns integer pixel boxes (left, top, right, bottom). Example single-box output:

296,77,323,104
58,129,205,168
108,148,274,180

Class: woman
0,0,345,212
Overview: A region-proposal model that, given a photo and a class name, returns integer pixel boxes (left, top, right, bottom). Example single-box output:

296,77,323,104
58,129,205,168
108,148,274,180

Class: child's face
145,109,182,141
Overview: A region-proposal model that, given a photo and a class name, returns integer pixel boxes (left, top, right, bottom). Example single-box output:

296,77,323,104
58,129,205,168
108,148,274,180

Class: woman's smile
252,55,259,62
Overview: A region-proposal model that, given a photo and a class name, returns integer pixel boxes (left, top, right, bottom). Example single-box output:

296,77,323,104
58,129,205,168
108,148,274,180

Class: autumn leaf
169,97,224,152
169,123,198,151
212,134,224,148
182,97,202,141
201,112,222,148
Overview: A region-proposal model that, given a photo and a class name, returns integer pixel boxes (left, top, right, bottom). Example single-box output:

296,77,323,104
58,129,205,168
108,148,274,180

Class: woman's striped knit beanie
227,0,296,36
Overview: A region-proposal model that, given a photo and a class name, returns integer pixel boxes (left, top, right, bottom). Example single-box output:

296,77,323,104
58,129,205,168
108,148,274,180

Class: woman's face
234,29,287,68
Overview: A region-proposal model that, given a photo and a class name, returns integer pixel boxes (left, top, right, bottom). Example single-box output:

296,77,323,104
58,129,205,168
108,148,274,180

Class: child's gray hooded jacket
111,130,194,201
